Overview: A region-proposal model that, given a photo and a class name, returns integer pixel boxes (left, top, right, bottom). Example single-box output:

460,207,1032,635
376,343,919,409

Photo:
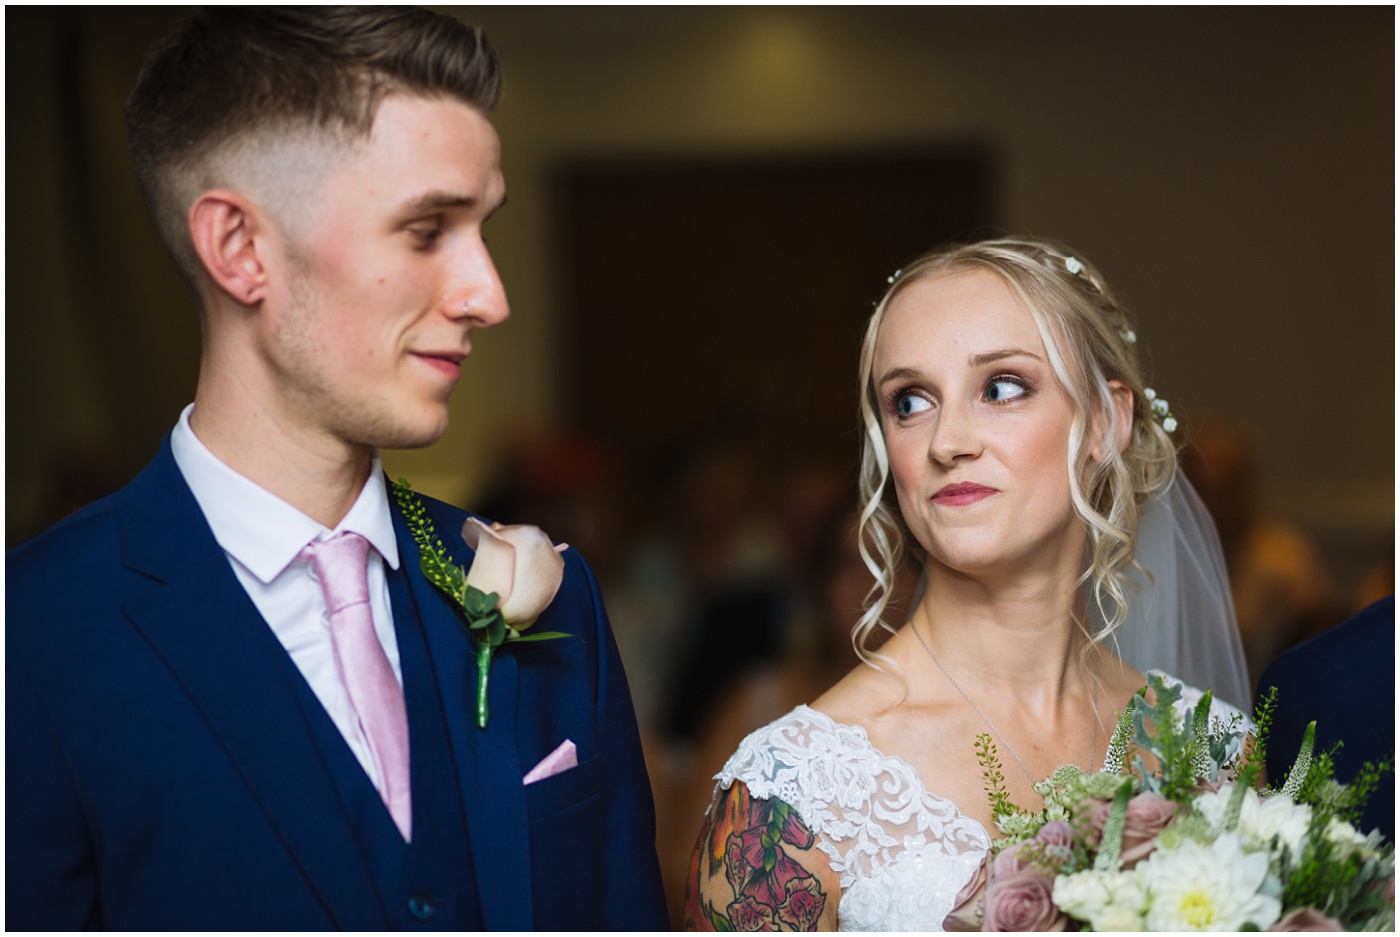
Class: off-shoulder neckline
788,668,1192,844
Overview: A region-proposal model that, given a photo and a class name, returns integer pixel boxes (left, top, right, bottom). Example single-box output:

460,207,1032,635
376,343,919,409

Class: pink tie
300,532,412,841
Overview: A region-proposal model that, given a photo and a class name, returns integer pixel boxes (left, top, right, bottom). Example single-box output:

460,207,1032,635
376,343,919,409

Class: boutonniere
392,479,570,728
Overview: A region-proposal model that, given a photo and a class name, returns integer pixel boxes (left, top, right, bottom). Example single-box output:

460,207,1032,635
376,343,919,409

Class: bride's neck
912,566,1091,691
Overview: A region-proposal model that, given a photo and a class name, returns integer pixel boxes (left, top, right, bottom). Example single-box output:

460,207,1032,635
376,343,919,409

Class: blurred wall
6,7,1392,594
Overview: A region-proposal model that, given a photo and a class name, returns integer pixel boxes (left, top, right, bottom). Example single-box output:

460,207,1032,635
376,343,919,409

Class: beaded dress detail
715,672,1245,931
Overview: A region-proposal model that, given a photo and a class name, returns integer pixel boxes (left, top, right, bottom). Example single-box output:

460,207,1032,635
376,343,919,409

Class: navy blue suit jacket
1257,596,1394,844
6,438,668,929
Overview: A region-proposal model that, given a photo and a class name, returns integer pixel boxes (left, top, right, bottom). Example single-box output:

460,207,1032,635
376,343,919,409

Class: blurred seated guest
1354,560,1394,613
660,495,904,926
655,427,789,743
1183,418,1338,687
1258,595,1394,844
690,495,917,781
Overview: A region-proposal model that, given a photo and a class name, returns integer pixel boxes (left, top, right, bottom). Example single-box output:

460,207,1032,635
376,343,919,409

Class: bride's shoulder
809,657,902,726
718,703,873,783
714,680,907,804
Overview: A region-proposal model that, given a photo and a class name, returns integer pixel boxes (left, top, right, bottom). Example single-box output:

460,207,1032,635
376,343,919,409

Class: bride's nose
928,401,982,465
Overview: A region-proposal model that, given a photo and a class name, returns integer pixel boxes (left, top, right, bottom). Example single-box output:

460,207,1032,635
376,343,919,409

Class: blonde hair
854,236,1178,669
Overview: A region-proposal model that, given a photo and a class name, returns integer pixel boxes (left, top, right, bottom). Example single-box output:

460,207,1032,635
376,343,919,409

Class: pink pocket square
523,739,577,785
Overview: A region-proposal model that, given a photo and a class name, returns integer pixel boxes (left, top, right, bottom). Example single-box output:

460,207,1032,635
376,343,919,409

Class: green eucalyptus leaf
464,587,499,618
506,630,572,643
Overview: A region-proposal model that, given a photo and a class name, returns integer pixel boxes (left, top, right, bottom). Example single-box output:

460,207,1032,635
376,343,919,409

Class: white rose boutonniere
393,479,571,728
460,518,566,629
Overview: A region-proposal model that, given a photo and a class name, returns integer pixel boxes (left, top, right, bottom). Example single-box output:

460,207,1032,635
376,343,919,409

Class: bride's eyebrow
876,365,921,386
969,348,1042,367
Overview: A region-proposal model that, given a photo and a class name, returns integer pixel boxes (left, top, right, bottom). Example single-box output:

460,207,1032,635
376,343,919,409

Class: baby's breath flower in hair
1143,388,1178,434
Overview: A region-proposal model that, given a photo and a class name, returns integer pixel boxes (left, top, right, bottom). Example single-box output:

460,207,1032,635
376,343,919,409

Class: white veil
1100,472,1253,712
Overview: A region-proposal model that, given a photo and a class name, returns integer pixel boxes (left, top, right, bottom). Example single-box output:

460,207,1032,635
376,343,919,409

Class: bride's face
873,268,1085,579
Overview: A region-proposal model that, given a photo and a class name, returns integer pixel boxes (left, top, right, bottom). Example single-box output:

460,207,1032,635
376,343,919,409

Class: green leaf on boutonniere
463,586,499,620
508,630,572,643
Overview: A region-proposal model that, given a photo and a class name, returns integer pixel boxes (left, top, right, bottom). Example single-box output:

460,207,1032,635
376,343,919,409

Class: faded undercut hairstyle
853,236,1178,669
125,6,501,293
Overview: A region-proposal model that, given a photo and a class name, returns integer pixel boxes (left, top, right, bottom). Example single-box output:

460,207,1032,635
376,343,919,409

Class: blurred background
7,6,1393,922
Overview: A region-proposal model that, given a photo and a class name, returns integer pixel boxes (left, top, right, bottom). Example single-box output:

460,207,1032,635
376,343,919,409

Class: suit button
408,895,435,921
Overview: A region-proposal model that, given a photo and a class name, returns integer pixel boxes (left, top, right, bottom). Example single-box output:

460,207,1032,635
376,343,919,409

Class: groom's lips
412,348,468,381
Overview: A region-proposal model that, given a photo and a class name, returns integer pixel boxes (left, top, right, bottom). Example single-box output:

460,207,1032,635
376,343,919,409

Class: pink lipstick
930,482,997,506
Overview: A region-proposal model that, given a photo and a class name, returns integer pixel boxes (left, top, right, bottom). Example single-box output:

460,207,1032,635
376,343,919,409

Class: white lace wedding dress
715,671,1247,931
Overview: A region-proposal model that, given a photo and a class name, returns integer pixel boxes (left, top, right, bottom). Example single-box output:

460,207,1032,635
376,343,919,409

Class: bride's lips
930,482,998,506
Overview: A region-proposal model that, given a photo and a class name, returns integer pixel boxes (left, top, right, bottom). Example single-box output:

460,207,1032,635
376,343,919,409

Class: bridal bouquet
964,674,1393,931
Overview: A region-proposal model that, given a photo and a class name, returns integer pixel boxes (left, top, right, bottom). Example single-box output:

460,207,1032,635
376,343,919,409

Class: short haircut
125,6,501,290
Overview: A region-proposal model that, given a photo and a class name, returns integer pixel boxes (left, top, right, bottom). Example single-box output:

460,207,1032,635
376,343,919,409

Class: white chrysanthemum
1140,833,1281,931
1054,869,1147,931
1194,787,1312,856
1324,816,1368,850
1054,869,1113,916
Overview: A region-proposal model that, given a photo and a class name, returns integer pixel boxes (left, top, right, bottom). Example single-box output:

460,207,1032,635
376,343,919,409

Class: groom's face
256,94,510,452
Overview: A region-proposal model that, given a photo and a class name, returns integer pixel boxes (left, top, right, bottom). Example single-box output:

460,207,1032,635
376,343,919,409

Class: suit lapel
391,496,535,930
118,443,388,929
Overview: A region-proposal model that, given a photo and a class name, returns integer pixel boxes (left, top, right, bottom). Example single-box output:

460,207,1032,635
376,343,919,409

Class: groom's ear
1089,380,1134,461
188,189,271,307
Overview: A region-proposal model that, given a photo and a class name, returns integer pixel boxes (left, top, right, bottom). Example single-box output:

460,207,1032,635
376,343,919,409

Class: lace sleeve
717,706,990,931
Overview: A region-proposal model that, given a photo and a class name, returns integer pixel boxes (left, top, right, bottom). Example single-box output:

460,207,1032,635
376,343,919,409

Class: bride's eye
985,376,1029,403
895,393,932,418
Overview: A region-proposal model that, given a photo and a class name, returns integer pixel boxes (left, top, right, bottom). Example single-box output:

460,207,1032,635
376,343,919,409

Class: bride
682,236,1250,931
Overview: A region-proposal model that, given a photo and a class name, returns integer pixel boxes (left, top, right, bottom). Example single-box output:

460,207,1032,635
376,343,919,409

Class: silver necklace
912,619,1098,787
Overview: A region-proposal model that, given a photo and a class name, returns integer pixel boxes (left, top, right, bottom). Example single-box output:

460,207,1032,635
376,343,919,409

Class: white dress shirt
171,404,404,795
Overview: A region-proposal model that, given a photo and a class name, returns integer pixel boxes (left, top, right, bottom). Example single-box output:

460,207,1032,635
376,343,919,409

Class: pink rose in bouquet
1267,907,1345,931
982,862,1067,932
943,854,988,931
1083,791,1178,866
981,839,1069,932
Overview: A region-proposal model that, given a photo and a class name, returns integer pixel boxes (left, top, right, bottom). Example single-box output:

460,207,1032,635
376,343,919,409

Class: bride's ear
1089,380,1134,461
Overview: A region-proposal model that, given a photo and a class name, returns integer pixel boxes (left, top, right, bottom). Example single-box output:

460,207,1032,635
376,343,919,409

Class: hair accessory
1065,256,1084,275
1143,387,1178,433
886,268,903,286
1122,328,1137,345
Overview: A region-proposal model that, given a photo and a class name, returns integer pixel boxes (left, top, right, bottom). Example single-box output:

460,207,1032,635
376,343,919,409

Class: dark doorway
556,149,995,741
557,149,995,487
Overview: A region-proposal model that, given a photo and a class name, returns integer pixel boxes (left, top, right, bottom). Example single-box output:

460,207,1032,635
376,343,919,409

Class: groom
7,7,667,930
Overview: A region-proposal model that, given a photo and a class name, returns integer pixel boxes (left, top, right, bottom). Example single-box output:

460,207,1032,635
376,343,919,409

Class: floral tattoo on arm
684,782,830,931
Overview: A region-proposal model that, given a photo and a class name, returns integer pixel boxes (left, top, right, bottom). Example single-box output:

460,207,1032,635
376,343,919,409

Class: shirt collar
170,404,402,584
